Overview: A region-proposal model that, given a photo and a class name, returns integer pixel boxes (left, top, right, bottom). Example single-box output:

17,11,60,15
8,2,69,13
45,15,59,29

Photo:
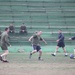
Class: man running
29,31,47,60
0,28,11,63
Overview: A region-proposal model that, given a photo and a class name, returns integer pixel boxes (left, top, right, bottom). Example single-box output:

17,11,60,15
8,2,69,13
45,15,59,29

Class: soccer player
29,31,47,60
51,29,68,56
0,28,11,63
69,36,75,40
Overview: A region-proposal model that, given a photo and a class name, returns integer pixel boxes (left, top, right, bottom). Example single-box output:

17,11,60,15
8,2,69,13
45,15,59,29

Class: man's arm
69,36,75,40
5,35,10,46
28,36,33,42
40,38,47,44
56,34,64,42
43,39,47,44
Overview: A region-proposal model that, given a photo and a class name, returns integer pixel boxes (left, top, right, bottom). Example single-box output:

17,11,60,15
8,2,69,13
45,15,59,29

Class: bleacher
0,0,75,45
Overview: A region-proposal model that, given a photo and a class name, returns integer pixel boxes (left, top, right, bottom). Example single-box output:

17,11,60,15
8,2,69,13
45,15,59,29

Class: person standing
51,29,68,56
29,31,47,60
0,28,11,63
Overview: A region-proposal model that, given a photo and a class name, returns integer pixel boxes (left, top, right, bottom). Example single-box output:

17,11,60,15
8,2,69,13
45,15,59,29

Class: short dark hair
5,27,9,31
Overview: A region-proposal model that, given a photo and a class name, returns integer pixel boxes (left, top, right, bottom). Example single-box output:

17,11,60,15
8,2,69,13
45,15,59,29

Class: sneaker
38,57,41,60
3,60,9,63
0,56,3,61
74,57,75,59
38,57,43,61
65,54,68,57
51,54,56,56
29,52,32,59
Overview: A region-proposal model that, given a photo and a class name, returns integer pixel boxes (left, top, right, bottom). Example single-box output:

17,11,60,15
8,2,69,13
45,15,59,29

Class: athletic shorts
1,43,8,50
33,45,41,52
57,42,65,48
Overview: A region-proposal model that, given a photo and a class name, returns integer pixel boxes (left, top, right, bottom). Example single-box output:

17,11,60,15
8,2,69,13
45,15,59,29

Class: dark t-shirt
58,33,64,43
21,26,26,30
9,26,14,30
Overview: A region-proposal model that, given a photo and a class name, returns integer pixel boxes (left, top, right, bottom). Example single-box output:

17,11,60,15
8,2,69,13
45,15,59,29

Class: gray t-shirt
32,34,43,45
0,31,10,46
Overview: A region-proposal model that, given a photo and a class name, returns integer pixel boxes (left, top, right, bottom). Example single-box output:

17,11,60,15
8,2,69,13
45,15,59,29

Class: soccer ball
18,49,24,53
70,54,74,59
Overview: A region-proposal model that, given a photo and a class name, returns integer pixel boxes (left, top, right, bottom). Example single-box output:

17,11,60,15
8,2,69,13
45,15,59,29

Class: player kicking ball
51,29,68,56
29,31,47,60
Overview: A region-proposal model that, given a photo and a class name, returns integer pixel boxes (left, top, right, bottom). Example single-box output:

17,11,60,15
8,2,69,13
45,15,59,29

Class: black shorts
57,42,65,48
1,43,8,50
33,45,41,52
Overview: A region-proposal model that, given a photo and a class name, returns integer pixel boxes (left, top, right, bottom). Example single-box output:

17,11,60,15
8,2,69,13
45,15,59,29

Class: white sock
0,55,3,57
54,53,56,55
65,53,68,55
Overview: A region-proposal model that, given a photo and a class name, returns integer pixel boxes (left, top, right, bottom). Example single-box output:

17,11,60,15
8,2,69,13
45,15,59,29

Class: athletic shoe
29,52,32,59
65,54,68,57
38,57,41,60
0,56,3,61
38,57,43,61
3,60,9,63
51,54,56,56
74,57,75,59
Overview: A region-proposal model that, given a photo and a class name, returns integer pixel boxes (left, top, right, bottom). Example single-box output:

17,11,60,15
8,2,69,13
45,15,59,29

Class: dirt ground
0,53,75,75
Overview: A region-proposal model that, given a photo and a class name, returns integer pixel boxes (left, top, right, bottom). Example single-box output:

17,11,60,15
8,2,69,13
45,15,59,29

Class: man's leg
62,47,68,56
29,50,37,59
52,46,59,56
0,50,9,62
38,50,42,60
1,50,9,57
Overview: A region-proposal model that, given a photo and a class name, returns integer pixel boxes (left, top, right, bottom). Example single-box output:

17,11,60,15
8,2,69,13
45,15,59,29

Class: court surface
0,45,75,75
